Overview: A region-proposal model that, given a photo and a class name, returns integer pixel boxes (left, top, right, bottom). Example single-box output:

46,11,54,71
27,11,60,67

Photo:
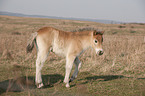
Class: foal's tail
26,32,38,53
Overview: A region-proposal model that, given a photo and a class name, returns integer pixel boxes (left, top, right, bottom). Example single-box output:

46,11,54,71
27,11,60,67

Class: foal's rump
26,27,55,53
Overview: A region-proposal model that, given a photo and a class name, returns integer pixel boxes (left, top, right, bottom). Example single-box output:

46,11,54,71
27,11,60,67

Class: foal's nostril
98,51,103,55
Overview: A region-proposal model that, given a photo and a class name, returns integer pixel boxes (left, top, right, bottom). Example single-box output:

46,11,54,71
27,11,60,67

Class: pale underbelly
52,46,66,57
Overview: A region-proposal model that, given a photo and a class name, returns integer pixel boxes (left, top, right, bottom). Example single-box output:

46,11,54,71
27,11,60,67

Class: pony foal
26,27,104,88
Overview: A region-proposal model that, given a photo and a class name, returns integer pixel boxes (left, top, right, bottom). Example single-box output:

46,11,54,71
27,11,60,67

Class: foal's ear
93,30,104,35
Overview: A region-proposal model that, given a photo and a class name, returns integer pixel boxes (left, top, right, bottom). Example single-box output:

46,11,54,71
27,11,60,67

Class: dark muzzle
97,50,104,55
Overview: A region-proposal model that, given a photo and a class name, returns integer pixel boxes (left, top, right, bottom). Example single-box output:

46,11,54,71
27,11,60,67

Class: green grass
1,63,145,96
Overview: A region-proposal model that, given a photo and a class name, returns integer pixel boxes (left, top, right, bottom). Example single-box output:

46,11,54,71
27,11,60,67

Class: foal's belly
52,45,66,56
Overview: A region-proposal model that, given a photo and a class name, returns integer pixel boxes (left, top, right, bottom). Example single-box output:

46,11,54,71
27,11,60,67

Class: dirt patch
0,76,35,92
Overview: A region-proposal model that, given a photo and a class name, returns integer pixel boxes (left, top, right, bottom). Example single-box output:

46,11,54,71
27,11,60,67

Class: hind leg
70,57,81,82
35,37,50,88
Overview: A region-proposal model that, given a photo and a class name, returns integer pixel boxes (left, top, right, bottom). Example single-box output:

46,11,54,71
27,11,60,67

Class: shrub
130,31,136,33
118,25,126,28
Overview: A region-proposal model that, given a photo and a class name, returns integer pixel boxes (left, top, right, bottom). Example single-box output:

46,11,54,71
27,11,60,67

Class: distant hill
0,11,122,24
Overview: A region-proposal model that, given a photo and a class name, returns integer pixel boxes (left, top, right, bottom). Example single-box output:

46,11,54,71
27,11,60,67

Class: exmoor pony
26,27,104,88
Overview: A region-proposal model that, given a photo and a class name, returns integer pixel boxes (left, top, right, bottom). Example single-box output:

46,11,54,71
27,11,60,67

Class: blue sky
0,0,145,23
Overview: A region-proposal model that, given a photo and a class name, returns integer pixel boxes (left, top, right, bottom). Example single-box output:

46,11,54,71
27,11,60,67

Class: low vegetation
0,15,145,96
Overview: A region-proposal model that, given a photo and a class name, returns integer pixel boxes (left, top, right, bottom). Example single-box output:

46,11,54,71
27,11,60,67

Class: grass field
0,15,145,96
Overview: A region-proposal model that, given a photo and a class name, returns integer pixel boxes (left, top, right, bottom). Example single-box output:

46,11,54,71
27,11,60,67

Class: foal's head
92,30,104,56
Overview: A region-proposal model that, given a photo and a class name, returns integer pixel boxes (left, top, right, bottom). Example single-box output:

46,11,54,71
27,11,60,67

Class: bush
112,32,117,35
130,31,136,33
118,26,126,28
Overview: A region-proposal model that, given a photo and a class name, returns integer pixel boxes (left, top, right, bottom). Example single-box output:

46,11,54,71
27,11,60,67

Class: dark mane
71,27,104,35
71,27,97,32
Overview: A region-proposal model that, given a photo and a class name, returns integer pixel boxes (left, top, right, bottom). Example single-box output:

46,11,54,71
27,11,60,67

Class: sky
0,0,145,23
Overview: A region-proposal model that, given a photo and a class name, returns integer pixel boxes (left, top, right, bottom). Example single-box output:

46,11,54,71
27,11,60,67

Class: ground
0,15,145,96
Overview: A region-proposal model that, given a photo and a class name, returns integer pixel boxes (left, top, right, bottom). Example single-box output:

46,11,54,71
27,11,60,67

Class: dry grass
0,15,145,96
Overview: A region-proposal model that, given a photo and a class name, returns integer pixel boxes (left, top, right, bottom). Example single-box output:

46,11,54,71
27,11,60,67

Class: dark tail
26,32,37,53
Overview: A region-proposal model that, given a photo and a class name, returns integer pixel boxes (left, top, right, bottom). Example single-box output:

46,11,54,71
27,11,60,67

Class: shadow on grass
0,74,63,95
70,74,125,87
77,74,145,86
85,75,124,81
85,75,145,81
74,74,125,86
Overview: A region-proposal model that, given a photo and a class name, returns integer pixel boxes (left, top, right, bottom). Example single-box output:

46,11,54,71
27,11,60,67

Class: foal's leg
70,57,81,82
64,55,76,88
36,49,49,88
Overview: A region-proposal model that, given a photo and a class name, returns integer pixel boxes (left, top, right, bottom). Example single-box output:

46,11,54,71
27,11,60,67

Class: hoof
37,83,44,88
66,83,70,88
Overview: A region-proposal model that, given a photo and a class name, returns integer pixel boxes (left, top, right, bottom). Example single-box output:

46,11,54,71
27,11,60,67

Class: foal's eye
95,40,98,43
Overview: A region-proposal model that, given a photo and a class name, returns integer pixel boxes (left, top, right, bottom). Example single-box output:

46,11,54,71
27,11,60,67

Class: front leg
64,55,76,88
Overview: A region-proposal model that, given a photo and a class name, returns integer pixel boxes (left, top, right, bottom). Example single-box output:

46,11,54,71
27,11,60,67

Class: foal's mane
71,27,97,32
71,27,103,35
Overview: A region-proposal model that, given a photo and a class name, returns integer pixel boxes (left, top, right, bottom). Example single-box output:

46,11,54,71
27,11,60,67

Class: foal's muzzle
97,50,104,56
